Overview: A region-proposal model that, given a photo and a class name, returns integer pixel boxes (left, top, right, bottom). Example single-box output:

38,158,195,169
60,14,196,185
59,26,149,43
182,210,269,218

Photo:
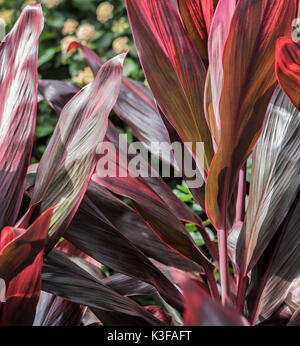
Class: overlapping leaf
92,142,217,293
65,182,184,312
126,0,214,173
33,291,85,326
68,42,176,168
30,53,125,252
68,181,202,273
0,209,53,326
245,194,300,324
178,0,219,63
175,271,248,326
205,0,236,144
42,249,164,326
236,87,300,277
0,4,43,229
206,0,298,230
38,80,80,115
38,78,201,226
0,208,53,283
276,37,300,111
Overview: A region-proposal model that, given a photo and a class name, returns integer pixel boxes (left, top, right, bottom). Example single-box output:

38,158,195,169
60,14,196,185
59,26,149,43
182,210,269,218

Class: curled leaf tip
67,41,79,52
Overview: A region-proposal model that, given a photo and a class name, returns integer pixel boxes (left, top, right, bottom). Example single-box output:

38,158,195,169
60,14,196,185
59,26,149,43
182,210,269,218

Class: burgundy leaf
69,181,202,273
38,79,201,227
0,208,53,326
30,54,125,252
206,0,298,231
205,0,236,144
236,88,300,311
33,291,85,326
101,274,157,297
276,37,300,111
0,4,43,229
126,0,214,173
175,271,248,326
0,208,54,283
178,0,219,63
38,80,80,115
42,249,165,326
65,183,184,312
68,42,176,168
245,193,300,325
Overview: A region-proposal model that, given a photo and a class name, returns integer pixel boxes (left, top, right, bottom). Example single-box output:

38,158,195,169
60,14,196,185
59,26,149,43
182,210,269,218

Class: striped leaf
0,4,43,229
30,54,125,252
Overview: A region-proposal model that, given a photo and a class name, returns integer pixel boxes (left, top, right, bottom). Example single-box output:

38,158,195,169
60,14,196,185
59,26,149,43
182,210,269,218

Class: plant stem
205,266,220,301
218,227,230,305
236,273,248,313
235,164,246,224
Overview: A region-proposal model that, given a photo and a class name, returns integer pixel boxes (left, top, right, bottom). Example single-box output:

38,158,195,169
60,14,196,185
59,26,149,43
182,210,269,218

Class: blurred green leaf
38,47,60,67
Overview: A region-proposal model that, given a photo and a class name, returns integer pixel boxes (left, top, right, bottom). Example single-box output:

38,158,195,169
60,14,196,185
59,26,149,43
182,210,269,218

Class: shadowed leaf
42,249,165,326
175,271,248,326
178,0,219,63
206,0,298,230
65,183,184,312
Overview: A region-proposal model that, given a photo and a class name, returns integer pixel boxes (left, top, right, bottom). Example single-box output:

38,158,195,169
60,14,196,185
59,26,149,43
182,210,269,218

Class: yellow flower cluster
61,21,95,57
0,9,13,24
61,35,77,57
72,67,94,85
112,17,129,34
76,24,95,42
62,19,78,35
96,2,114,24
112,36,130,54
43,0,61,9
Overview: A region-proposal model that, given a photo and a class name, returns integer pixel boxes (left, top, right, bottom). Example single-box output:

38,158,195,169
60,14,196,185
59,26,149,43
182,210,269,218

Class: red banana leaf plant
0,0,299,326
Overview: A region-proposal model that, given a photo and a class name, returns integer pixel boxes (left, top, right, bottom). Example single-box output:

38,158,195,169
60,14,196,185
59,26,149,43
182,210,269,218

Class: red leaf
205,0,236,144
178,0,219,62
126,0,214,173
144,306,172,325
68,42,176,168
276,37,300,111
0,208,54,282
205,0,298,231
0,4,43,229
175,271,248,326
0,208,54,326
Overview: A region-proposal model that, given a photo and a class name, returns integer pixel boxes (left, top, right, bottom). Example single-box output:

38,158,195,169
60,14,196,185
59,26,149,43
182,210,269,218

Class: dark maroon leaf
42,249,165,326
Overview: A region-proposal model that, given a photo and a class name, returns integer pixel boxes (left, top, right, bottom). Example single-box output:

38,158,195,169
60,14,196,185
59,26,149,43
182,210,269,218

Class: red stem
218,227,230,305
235,164,246,224
236,273,248,313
